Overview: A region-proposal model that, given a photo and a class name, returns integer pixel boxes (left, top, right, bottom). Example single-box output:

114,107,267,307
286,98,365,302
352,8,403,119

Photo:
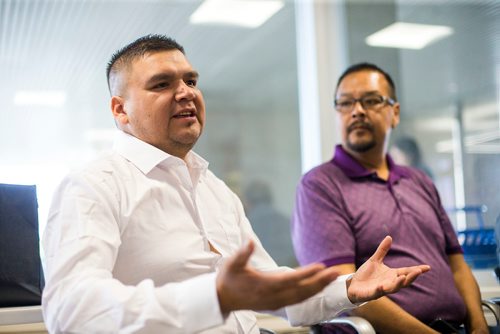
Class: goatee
347,140,376,153
346,121,376,152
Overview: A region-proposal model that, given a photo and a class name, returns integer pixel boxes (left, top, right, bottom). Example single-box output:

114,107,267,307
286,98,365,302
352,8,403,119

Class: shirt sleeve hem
157,272,224,332
322,257,356,267
446,246,464,254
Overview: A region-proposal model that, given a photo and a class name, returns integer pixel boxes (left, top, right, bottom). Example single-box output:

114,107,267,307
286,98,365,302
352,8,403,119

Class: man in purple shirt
292,63,488,334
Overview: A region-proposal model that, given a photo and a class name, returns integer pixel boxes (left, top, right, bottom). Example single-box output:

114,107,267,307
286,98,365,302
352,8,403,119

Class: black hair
335,62,397,100
106,34,185,93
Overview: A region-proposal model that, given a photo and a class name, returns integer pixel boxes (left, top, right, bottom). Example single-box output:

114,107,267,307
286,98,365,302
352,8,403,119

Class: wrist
345,276,355,303
344,274,365,306
216,275,230,314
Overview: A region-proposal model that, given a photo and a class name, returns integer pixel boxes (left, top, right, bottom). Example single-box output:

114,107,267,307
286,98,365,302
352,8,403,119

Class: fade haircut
335,62,397,101
106,34,185,95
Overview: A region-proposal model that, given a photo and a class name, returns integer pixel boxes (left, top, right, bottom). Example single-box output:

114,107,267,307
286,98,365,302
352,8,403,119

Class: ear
111,96,128,126
391,102,400,129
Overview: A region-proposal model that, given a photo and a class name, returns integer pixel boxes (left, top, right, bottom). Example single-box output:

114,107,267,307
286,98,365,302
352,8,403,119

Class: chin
176,132,201,146
347,140,376,153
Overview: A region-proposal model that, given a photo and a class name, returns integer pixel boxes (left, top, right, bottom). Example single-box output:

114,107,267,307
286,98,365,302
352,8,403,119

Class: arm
43,175,224,334
216,236,430,327
448,254,488,334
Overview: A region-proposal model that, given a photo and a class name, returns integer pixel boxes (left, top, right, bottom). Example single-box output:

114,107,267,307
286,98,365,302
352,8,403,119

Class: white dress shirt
42,131,356,334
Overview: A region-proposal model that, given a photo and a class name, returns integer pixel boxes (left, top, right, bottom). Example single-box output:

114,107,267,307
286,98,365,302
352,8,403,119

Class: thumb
370,236,392,263
227,240,255,271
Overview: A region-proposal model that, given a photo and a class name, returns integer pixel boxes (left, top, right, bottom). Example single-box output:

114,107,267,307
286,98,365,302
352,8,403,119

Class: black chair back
0,183,44,307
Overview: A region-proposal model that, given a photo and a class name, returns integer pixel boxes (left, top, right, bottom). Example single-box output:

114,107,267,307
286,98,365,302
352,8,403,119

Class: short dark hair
335,62,397,100
106,34,185,93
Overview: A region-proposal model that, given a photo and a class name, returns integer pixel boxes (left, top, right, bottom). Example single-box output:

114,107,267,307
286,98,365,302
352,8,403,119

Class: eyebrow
338,90,380,97
146,71,200,85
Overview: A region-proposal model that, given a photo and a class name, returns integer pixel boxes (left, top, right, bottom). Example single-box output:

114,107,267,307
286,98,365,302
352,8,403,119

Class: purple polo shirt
292,145,466,324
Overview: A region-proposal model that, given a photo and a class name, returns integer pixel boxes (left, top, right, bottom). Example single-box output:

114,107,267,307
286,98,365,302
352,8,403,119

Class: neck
160,142,194,163
343,145,390,180
168,147,190,162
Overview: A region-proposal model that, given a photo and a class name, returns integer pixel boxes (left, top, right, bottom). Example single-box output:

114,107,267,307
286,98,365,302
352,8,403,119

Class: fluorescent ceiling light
190,0,284,28
14,90,66,107
366,22,454,50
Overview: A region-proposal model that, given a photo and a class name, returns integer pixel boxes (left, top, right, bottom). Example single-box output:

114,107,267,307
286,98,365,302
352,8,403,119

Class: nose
175,81,196,101
351,100,366,118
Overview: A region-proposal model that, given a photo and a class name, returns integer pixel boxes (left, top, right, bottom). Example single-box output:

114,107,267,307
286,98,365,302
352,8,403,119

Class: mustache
347,121,374,133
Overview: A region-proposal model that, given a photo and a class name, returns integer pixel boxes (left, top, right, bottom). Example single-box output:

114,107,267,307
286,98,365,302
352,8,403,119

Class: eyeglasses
334,94,395,113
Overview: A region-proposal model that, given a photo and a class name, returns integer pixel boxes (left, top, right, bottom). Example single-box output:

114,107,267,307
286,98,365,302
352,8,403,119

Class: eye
363,96,383,107
153,82,169,89
337,100,354,108
186,79,197,87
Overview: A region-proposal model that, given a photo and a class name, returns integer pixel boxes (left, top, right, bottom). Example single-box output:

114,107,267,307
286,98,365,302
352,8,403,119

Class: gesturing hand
216,240,339,314
347,236,431,304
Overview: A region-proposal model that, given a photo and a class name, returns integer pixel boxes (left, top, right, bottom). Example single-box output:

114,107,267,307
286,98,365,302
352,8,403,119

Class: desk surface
0,323,47,334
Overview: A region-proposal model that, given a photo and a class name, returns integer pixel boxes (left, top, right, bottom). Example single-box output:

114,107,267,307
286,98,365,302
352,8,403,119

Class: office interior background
0,0,499,268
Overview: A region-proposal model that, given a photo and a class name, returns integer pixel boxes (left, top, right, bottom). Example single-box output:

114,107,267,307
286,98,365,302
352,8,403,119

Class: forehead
337,70,390,95
128,49,194,78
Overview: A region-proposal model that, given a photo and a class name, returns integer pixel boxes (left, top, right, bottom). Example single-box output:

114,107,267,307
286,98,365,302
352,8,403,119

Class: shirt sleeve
42,173,224,334
285,274,358,326
291,170,357,266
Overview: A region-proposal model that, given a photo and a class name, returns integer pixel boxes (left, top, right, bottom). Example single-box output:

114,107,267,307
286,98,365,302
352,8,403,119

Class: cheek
199,110,206,125
336,115,347,135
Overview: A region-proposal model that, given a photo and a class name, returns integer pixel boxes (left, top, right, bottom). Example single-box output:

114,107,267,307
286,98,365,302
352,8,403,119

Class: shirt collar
332,145,410,181
113,131,209,175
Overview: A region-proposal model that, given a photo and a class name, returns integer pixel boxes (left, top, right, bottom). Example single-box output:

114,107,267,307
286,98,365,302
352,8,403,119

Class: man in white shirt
42,34,430,333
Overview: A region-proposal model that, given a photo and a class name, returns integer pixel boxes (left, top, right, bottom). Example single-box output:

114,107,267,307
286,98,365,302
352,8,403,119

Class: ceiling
1,0,498,226
0,0,296,116
0,0,299,164
1,0,499,160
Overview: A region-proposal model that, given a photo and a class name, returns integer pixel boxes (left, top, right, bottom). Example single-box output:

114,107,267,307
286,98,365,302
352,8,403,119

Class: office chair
259,328,277,334
310,316,375,334
309,301,500,334
0,183,45,328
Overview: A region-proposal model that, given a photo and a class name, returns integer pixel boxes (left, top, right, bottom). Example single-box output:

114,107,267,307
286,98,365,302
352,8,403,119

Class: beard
346,121,376,153
347,138,376,152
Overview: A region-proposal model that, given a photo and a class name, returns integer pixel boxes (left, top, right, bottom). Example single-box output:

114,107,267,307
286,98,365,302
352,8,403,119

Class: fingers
227,240,255,271
299,266,340,288
396,265,431,277
381,275,406,294
260,266,340,310
418,265,431,273
399,265,430,286
266,263,331,290
370,236,392,263
385,264,431,292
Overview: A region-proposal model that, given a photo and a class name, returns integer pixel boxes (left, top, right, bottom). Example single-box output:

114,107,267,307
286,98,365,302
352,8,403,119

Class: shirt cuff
324,274,363,310
156,272,224,333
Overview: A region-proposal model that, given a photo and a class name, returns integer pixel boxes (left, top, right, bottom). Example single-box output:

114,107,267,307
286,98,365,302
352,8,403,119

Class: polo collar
331,145,410,182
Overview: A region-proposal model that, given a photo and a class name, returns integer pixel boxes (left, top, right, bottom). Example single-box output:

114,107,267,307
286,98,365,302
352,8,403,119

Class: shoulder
60,151,129,196
299,160,346,190
302,160,343,182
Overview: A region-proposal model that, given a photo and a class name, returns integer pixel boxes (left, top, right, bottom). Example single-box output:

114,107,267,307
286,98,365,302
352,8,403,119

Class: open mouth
173,110,195,118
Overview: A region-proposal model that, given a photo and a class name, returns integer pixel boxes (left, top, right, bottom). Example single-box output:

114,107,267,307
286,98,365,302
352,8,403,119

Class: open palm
347,236,431,303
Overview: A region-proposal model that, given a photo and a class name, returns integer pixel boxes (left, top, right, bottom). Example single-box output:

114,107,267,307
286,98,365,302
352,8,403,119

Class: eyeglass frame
334,94,396,113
